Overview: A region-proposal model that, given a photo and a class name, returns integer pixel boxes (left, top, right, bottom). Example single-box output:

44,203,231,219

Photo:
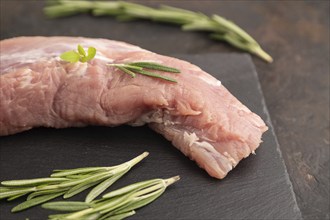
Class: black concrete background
0,1,329,219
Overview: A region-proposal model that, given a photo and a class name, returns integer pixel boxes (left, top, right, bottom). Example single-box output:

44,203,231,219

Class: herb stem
126,151,149,167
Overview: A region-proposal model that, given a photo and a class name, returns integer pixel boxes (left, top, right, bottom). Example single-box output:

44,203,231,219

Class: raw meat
0,36,268,179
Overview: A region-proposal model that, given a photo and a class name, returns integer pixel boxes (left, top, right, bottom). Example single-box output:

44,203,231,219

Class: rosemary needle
44,0,273,62
42,201,91,212
116,66,136,78
0,187,36,200
107,62,179,83
1,177,68,187
12,192,66,213
129,62,180,73
134,69,178,83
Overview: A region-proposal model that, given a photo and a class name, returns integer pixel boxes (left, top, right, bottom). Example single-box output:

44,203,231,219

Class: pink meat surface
0,36,268,179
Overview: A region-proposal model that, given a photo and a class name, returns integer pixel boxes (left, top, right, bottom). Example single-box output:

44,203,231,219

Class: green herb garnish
44,1,273,62
60,44,96,63
108,62,180,83
0,152,148,212
42,176,180,219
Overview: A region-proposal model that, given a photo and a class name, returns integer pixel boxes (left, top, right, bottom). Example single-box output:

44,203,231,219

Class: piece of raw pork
0,37,268,179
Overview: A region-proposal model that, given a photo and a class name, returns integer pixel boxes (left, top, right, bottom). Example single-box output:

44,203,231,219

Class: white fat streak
1,45,113,66
129,110,163,126
18,69,47,89
18,69,33,88
69,63,88,77
194,141,219,155
164,120,178,126
223,152,238,167
83,39,144,51
53,52,113,64
1,48,59,63
183,131,199,147
120,59,158,63
183,131,233,171
94,54,114,63
199,75,222,87
193,143,232,172
183,61,222,87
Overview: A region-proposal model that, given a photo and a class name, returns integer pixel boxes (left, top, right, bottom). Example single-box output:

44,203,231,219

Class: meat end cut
0,36,268,179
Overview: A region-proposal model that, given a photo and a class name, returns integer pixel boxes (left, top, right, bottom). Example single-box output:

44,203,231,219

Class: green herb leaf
92,194,131,214
0,187,14,192
78,44,87,56
134,69,177,83
0,187,36,200
102,179,160,199
116,66,136,78
60,45,97,63
60,50,80,63
64,173,111,199
48,213,72,219
99,210,135,220
51,167,108,177
111,63,179,82
87,46,97,61
56,172,112,188
11,192,65,212
79,46,96,63
42,201,90,212
85,171,126,203
7,192,29,201
111,188,165,214
1,177,67,187
27,188,69,200
129,62,180,73
119,64,143,71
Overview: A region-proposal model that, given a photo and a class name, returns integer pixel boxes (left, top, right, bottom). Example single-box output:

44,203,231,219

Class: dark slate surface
0,54,301,219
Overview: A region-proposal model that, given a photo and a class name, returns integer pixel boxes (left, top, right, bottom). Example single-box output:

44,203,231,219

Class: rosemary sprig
42,176,180,220
44,0,273,62
129,62,181,73
0,152,148,212
107,62,180,83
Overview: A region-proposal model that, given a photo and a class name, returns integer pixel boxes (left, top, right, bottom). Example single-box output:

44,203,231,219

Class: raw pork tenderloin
0,37,268,179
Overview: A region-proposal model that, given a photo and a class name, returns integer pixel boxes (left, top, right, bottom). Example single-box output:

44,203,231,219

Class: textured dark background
0,1,329,219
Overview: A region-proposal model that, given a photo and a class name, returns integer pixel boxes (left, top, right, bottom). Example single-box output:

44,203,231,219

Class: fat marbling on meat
0,37,268,179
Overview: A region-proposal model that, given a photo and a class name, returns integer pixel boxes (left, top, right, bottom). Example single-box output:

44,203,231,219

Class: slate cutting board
0,54,301,219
